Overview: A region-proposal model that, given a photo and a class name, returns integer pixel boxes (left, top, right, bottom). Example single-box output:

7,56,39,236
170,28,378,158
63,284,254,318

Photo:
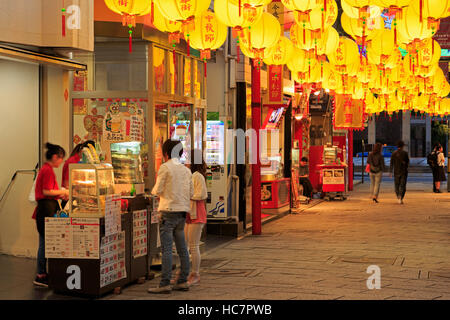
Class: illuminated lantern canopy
104,0,152,52
185,11,228,76
373,1,413,44
239,12,281,65
214,0,264,62
153,5,182,45
154,0,211,56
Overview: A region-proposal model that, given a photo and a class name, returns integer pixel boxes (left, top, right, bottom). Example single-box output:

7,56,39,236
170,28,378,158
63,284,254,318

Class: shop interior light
295,114,303,120
325,88,330,93
314,90,320,96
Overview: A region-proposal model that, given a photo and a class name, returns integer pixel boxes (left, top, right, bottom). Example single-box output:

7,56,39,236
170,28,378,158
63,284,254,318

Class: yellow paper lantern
264,36,295,65
342,0,382,19
290,24,324,51
411,0,450,20
186,11,228,60
367,29,396,59
287,48,314,73
154,0,210,22
153,4,182,45
357,63,377,83
317,27,339,55
240,12,281,61
214,0,263,30
281,0,317,12
341,12,382,45
294,0,338,32
328,37,360,74
397,6,436,43
104,0,152,52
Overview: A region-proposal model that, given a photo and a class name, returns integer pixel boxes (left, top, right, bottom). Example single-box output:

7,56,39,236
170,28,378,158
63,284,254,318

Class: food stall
315,144,348,201
260,105,290,210
46,145,151,298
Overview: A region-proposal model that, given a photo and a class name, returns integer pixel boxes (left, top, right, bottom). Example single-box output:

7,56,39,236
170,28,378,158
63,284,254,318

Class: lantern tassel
239,0,241,17
129,27,133,53
204,59,207,78
187,36,190,57
419,0,423,22
151,1,154,25
62,3,66,37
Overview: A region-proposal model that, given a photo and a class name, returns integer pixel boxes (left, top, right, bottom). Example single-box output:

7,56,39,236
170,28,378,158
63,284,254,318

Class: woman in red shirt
33,143,68,287
60,141,95,209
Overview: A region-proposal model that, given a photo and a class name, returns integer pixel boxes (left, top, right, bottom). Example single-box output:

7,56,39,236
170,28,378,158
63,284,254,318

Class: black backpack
427,152,437,167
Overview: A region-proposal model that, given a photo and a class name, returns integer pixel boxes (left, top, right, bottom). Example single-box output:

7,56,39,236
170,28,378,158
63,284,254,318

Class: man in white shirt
148,139,193,294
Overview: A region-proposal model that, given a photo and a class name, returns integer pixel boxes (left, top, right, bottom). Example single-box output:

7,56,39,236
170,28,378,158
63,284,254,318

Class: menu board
45,218,100,259
132,210,148,258
105,195,121,237
100,231,127,288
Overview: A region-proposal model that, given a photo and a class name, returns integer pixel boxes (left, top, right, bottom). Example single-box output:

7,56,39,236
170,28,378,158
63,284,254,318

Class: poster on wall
132,210,148,258
73,71,87,115
100,231,126,288
103,102,126,143
45,217,100,259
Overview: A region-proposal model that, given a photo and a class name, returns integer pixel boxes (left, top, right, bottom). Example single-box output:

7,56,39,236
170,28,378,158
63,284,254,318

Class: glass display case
110,142,145,195
69,163,115,217
323,146,338,164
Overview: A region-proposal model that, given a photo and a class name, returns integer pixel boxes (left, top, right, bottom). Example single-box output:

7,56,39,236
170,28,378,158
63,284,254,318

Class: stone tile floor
103,177,450,300
1,175,449,300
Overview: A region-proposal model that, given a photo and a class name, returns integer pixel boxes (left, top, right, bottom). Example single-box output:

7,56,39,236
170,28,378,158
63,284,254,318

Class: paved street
105,175,450,300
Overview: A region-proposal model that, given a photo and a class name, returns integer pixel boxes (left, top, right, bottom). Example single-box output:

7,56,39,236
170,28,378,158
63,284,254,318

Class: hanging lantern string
129,24,133,53
151,0,154,25
62,0,66,37
237,37,240,63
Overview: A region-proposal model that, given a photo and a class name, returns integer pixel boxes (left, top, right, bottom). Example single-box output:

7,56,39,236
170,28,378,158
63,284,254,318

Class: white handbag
28,177,37,206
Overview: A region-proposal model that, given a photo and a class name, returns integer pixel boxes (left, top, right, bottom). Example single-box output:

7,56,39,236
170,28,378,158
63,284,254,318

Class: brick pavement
103,178,450,300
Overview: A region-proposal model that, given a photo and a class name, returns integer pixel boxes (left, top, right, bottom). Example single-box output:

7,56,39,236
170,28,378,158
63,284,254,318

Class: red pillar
251,60,262,235
348,129,354,191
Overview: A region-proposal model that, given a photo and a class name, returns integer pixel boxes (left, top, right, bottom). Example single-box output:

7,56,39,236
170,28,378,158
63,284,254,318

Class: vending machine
205,119,231,220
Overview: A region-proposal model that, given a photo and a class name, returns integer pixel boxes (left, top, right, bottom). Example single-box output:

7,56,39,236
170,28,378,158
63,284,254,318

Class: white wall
0,59,40,257
0,61,69,257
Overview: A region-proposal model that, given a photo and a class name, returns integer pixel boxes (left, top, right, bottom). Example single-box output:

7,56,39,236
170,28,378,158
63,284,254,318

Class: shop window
92,42,147,91
184,57,192,97
155,105,168,173
169,52,179,95
153,46,166,93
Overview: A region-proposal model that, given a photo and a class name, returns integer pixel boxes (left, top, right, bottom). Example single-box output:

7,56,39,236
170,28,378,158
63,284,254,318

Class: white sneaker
398,198,402,204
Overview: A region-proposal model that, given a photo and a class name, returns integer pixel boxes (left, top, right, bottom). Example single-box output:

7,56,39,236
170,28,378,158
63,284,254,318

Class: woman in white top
185,149,208,285
435,145,447,193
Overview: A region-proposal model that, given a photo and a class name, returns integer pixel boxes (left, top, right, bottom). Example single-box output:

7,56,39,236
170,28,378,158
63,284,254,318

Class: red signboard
268,65,283,103
434,17,450,49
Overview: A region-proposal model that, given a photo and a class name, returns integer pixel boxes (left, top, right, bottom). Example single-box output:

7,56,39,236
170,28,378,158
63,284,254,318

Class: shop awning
0,45,86,71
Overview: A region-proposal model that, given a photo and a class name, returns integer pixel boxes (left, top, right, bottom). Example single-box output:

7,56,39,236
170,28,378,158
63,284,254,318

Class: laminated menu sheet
104,194,121,237
45,218,100,259
100,231,126,288
132,209,148,258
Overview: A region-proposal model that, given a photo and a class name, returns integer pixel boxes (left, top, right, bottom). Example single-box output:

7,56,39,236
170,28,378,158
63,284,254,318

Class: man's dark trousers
394,173,408,199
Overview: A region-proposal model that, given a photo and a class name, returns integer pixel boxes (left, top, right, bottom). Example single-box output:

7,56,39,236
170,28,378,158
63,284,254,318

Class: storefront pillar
251,61,261,235
348,130,354,191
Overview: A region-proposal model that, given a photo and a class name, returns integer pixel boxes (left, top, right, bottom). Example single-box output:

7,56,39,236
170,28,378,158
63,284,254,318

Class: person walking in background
33,143,68,287
299,157,313,199
389,141,410,204
367,143,385,203
185,149,208,285
428,143,441,192
434,144,447,193
148,139,193,294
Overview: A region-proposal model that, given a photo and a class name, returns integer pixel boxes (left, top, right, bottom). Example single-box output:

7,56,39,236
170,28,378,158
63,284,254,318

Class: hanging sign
268,65,283,104
103,102,126,142
333,95,366,130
